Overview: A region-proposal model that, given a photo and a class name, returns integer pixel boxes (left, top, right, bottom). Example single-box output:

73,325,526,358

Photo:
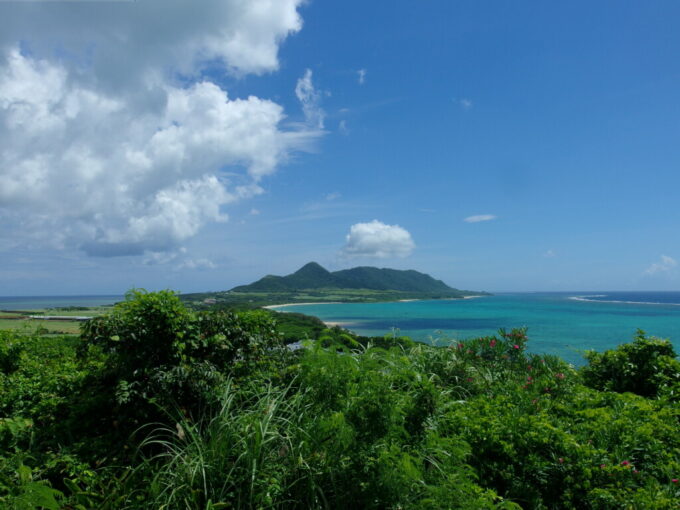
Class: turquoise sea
0,295,123,310
272,292,680,365
3,292,680,366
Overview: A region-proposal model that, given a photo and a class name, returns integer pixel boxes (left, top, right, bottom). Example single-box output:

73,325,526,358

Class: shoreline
323,320,354,328
262,301,342,309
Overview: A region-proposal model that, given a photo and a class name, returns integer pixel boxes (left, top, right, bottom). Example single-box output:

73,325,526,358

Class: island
181,261,489,308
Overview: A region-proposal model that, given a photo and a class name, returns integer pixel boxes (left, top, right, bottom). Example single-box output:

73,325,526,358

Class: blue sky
1,0,679,295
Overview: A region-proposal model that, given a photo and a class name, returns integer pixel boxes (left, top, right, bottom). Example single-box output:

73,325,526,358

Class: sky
1,0,680,295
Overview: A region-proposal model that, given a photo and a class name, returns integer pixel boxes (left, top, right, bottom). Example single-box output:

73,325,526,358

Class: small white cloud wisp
295,69,325,129
644,255,677,275
460,98,473,110
464,214,497,223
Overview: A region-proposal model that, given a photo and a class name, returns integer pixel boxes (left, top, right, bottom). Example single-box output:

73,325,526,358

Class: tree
81,289,283,420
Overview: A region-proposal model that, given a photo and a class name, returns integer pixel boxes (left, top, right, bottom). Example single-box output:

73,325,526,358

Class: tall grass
125,379,320,509
117,341,511,509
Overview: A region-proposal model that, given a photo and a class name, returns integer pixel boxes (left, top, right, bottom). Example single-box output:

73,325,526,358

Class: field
0,306,113,335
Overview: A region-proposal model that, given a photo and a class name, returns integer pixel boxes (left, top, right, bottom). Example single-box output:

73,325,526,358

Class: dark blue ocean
272,292,680,365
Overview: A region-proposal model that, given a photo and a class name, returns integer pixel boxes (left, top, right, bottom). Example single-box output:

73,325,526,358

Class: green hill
231,262,473,295
234,262,341,292
183,263,488,308
332,266,454,292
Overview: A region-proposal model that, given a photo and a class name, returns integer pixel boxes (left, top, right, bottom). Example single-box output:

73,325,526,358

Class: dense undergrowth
1,290,679,509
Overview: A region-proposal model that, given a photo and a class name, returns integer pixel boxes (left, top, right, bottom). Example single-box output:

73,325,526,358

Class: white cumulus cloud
464,214,497,223
644,255,677,275
343,220,415,258
0,0,305,81
0,0,318,257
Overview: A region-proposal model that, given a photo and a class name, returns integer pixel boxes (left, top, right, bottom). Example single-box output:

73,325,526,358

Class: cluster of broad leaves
0,291,679,509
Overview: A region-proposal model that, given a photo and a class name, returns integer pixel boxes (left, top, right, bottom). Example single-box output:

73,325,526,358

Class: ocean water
272,292,680,365
0,295,123,310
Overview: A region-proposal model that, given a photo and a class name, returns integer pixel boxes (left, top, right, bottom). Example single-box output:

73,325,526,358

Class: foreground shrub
2,304,679,509
0,332,22,375
80,290,284,423
581,330,680,397
123,374,515,510
407,329,680,508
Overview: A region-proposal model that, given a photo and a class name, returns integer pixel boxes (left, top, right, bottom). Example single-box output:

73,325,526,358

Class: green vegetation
182,262,489,307
266,311,327,343
582,329,680,398
184,287,472,308
1,290,679,508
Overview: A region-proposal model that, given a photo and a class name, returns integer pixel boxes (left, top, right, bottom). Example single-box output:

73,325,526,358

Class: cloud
459,98,473,110
464,214,497,223
0,0,305,81
544,249,557,258
143,250,183,266
325,192,341,201
143,248,216,270
357,68,367,85
644,255,677,275
343,220,415,258
0,0,318,257
176,258,217,271
338,119,349,134
295,69,325,129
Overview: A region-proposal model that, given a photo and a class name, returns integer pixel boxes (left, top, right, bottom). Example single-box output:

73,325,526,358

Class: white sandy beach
323,321,353,328
262,302,342,309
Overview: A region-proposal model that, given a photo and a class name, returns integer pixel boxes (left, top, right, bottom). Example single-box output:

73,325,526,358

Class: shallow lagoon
273,292,680,365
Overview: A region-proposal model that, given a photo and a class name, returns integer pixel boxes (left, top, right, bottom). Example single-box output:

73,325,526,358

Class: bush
80,290,285,423
124,350,515,510
581,330,680,397
3,304,679,509
0,332,23,375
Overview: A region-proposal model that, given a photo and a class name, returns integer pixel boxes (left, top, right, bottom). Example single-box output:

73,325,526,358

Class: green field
0,318,82,335
0,306,113,335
